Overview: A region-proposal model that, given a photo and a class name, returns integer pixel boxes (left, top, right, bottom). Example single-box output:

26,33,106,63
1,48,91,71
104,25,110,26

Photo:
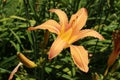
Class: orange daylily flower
28,8,104,72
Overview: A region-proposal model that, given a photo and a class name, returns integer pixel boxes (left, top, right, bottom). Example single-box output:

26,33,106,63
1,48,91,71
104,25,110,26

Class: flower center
60,28,73,44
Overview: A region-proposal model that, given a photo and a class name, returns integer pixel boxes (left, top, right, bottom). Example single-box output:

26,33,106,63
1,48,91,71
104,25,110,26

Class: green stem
23,0,38,79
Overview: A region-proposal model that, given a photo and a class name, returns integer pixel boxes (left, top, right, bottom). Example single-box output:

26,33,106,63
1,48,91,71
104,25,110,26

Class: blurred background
0,0,120,80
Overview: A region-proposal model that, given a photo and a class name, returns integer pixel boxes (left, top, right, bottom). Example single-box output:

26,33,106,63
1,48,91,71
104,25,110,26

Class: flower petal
28,20,61,34
70,45,89,72
69,29,105,44
48,37,68,59
69,8,88,31
49,9,68,27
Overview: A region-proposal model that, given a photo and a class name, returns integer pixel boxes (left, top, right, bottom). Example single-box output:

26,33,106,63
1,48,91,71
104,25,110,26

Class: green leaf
10,15,26,21
26,31,33,45
0,68,11,73
0,55,16,67
9,29,21,44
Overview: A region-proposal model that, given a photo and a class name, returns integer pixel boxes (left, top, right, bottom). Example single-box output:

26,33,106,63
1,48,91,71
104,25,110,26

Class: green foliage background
0,0,120,80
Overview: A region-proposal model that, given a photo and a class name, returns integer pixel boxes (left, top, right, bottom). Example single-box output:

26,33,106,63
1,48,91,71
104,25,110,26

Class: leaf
26,31,33,45
3,0,19,16
10,15,26,21
10,41,17,51
0,68,10,73
9,29,21,44
0,55,16,67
